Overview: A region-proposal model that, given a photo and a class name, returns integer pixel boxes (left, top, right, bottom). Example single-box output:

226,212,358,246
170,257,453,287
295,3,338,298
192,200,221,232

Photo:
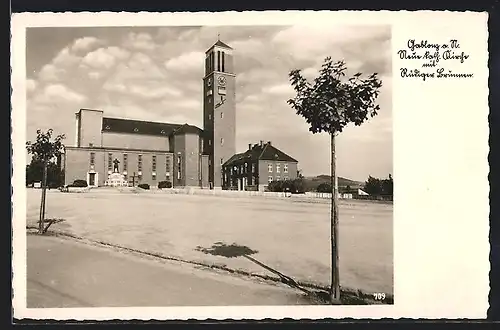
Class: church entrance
87,171,98,187
89,173,96,186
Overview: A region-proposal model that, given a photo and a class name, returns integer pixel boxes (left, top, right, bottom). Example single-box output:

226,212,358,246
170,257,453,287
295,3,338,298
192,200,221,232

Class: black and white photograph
11,11,489,320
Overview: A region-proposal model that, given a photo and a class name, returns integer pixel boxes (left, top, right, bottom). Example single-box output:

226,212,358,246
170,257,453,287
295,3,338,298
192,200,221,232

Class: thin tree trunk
330,132,341,303
39,161,48,234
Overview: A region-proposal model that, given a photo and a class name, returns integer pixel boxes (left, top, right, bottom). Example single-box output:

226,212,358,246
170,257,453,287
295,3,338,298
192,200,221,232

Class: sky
25,25,392,181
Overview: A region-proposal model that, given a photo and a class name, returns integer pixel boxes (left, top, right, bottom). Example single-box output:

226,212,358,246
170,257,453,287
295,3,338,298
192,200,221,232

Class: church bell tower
203,39,236,189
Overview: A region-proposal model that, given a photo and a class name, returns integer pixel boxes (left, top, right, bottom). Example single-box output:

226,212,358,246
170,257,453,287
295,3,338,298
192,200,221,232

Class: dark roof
102,117,203,137
172,124,204,136
206,40,233,53
223,142,298,166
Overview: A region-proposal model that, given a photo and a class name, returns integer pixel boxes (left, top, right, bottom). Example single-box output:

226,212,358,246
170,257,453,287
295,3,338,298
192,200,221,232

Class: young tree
288,57,382,303
26,129,65,234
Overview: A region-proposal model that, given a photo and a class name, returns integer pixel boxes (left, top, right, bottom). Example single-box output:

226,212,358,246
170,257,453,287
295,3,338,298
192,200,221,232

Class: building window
209,114,212,120
166,155,171,172
152,173,156,181
222,52,225,72
220,138,224,146
108,153,113,171
177,153,182,180
138,154,143,172
90,152,95,166
217,51,221,71
208,139,212,146
208,98,212,104
220,111,224,119
276,164,280,173
123,154,128,172
276,176,280,181
268,164,273,173
268,176,273,184
152,155,157,172
284,164,288,173
252,163,255,173
244,162,248,173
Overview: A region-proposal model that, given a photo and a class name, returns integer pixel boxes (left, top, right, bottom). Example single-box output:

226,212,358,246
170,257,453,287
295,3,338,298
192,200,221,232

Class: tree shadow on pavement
195,242,335,304
195,242,382,305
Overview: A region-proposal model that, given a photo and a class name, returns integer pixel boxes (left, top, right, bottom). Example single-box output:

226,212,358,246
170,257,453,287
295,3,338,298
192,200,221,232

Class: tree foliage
287,58,383,135
26,159,63,188
267,179,305,193
26,129,66,163
364,174,393,196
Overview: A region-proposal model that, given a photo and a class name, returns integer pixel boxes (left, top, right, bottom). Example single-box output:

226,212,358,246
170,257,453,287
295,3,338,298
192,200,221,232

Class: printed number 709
374,293,386,301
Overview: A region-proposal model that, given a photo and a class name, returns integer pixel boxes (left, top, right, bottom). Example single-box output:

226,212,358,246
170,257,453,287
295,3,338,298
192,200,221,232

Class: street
27,234,318,307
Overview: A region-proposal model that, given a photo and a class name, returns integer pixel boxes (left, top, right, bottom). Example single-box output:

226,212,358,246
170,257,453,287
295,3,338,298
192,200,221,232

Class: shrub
158,181,172,189
138,183,150,190
316,182,332,193
72,179,88,187
267,179,304,193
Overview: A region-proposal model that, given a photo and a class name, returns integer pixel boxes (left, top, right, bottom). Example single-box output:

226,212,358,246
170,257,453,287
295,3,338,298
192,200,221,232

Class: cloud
42,84,87,103
128,85,182,99
164,51,205,72
81,46,130,69
26,79,37,93
38,64,66,82
71,36,103,52
123,32,156,51
264,83,294,96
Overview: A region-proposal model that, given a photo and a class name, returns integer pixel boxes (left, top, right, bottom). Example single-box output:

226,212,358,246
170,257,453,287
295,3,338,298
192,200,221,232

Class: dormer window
134,128,139,132
105,125,110,130
160,130,165,134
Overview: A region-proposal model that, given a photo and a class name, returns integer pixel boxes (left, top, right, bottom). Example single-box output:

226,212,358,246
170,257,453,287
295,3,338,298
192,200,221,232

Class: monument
105,158,128,187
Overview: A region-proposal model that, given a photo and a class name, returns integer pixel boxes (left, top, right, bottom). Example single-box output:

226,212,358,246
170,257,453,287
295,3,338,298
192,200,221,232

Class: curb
27,227,394,305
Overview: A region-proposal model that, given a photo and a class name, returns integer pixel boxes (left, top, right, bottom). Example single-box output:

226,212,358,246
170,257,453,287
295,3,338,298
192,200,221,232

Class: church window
244,162,248,173
222,52,225,72
208,114,212,120
152,155,157,172
268,164,273,173
284,164,288,173
152,173,156,181
90,152,95,166
217,51,221,71
252,163,255,173
220,138,224,146
138,154,143,172
166,155,171,172
123,154,128,171
177,154,182,180
134,127,139,132
108,153,113,171
208,139,211,146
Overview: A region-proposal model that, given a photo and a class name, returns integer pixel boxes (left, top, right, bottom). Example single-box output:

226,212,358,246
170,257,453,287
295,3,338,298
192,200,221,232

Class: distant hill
302,175,365,192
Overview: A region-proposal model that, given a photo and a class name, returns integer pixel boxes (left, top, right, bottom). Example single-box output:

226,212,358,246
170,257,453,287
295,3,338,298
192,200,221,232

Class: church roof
102,117,203,137
223,141,298,166
205,39,233,53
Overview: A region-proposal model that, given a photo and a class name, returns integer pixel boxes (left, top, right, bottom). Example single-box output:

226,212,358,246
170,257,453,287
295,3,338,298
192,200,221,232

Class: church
62,39,299,190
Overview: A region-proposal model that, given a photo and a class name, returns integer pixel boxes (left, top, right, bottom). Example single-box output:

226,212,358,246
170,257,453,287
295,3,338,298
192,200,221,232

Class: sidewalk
27,234,318,307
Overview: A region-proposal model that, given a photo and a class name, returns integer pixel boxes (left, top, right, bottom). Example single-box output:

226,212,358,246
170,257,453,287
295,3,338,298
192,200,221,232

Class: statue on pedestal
113,158,120,173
